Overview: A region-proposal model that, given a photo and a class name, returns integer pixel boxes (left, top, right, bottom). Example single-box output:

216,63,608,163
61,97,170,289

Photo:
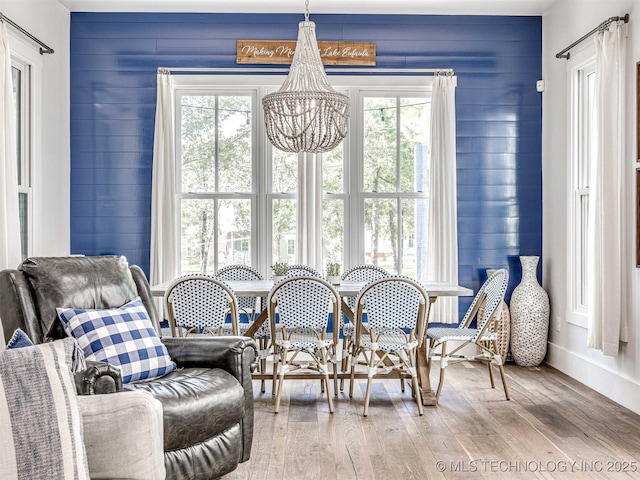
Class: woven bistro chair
426,269,510,404
278,265,330,395
348,276,430,417
215,264,271,392
339,264,390,389
267,276,340,414
215,264,268,337
164,274,239,337
286,264,323,278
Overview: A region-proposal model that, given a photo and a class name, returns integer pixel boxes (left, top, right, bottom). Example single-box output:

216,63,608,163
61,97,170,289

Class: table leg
244,308,268,337
417,296,438,406
341,299,353,323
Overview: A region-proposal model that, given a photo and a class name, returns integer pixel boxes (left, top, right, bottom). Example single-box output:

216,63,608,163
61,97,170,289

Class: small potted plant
271,262,288,282
325,262,341,285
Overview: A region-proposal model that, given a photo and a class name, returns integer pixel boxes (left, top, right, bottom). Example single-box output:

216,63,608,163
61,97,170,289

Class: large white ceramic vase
509,256,549,366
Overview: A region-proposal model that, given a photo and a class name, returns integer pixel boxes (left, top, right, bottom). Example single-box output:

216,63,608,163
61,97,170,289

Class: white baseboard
546,342,640,415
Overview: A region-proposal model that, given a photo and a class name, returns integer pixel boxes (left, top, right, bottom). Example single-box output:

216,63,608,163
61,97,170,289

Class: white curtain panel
150,70,178,286
0,23,21,270
296,152,323,271
426,75,459,323
587,25,626,355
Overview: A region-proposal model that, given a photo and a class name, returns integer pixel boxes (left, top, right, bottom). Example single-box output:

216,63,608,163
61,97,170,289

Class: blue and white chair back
269,276,338,332
341,264,389,310
164,274,239,337
354,276,429,345
215,264,264,318
361,276,427,335
458,269,509,342
341,264,389,282
286,264,322,278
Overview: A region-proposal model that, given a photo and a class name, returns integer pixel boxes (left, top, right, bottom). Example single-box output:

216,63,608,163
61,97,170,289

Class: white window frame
172,74,433,277
567,44,596,329
9,34,41,259
174,83,260,274
355,88,431,277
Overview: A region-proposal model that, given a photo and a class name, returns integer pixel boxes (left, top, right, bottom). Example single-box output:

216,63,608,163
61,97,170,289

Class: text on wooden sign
237,40,376,66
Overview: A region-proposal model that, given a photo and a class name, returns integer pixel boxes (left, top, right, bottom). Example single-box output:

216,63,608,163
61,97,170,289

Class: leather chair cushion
124,367,245,451
19,256,138,340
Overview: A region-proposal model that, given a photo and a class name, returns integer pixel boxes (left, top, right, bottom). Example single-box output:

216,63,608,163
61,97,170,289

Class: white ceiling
58,0,558,16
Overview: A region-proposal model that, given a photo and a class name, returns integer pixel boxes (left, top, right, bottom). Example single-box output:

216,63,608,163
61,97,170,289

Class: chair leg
272,351,279,396
333,346,339,396
340,335,348,391
493,340,510,400
412,373,423,416
349,356,356,398
363,351,376,417
427,337,435,372
320,347,334,413
435,341,447,403
274,349,288,413
260,337,267,393
487,360,496,388
403,349,423,415
363,376,373,417
498,364,510,400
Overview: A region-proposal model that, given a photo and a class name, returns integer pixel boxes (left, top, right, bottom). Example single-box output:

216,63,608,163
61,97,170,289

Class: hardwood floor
226,363,640,480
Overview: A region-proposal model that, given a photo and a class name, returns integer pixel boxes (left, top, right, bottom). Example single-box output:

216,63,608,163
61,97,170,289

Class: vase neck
520,257,539,281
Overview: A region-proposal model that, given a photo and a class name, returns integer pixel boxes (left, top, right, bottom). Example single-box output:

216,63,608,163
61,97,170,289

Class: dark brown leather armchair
0,256,257,480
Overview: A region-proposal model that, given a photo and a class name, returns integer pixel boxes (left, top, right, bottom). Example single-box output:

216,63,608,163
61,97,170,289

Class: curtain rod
161,67,454,75
556,13,628,59
0,12,54,55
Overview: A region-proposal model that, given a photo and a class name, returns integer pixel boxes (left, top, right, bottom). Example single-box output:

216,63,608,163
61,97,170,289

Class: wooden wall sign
237,40,376,66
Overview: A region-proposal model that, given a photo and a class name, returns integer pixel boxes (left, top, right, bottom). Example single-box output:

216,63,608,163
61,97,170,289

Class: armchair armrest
75,360,123,395
162,335,258,377
162,335,258,462
78,390,165,480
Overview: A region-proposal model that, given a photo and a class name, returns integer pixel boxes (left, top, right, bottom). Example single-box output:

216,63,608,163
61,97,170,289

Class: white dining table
150,278,473,405
151,279,470,301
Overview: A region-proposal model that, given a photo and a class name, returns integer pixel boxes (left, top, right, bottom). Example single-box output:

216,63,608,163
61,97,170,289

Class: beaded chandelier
262,1,349,153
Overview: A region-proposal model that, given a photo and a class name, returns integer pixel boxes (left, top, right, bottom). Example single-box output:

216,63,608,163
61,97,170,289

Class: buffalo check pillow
57,298,176,383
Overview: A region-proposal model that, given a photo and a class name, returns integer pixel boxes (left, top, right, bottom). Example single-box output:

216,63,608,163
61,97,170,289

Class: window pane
579,194,589,306
364,198,398,273
218,95,252,192
573,65,595,311
323,141,344,193
181,96,216,193
399,98,430,193
218,199,252,268
323,198,344,265
181,198,252,274
402,198,428,279
19,193,27,260
12,67,21,183
181,199,216,274
363,97,397,192
272,149,297,193
272,199,296,264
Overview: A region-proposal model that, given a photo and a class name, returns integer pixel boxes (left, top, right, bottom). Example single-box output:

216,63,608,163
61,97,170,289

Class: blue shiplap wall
70,13,542,310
